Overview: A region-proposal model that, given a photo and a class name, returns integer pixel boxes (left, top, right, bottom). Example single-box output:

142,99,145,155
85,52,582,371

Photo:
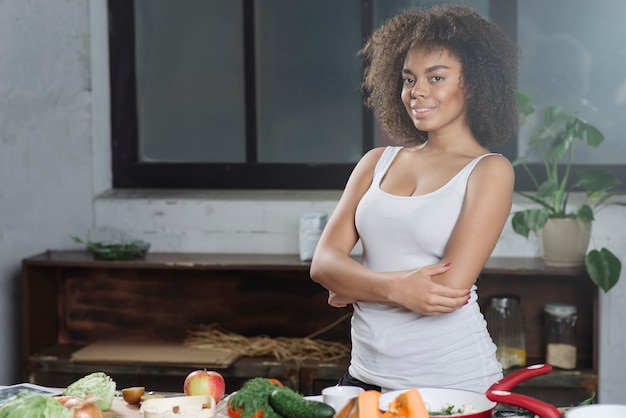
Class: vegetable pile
227,378,335,418
0,372,115,418
71,235,150,260
0,372,116,418
0,391,72,418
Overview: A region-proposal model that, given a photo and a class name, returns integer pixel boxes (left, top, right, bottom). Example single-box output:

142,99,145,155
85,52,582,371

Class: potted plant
511,91,625,292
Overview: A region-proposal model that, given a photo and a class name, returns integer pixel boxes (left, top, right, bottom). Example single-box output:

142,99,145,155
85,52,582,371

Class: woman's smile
410,104,436,118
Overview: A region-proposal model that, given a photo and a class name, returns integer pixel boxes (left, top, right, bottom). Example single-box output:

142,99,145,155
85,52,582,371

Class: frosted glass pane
135,0,246,163
255,0,363,163
374,0,488,23
518,1,626,164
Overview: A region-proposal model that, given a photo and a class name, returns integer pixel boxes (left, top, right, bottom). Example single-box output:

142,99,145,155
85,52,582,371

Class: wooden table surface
104,398,142,418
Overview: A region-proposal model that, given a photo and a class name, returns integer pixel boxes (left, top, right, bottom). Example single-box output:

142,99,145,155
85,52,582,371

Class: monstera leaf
586,248,622,292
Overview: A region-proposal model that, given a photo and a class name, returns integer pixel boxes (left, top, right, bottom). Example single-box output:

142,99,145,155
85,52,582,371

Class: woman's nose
411,80,427,98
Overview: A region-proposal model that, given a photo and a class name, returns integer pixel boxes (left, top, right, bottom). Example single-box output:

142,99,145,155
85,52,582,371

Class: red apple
183,369,226,403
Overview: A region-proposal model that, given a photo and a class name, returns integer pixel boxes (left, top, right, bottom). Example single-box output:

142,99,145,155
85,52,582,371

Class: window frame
108,0,625,191
108,0,373,190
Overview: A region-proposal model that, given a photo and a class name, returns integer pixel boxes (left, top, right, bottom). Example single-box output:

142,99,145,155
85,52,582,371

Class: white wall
0,0,624,403
0,0,95,383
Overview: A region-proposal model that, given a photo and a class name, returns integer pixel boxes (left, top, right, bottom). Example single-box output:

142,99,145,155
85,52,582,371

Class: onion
56,393,104,418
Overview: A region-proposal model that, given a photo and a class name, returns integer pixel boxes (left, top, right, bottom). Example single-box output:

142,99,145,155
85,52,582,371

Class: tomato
267,378,283,388
227,402,264,418
226,378,282,418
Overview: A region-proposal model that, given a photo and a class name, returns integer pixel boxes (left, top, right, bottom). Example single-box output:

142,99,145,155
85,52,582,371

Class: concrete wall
0,0,624,403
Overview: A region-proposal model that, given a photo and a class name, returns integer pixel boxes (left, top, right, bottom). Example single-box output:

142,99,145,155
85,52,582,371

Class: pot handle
486,389,562,418
489,364,553,392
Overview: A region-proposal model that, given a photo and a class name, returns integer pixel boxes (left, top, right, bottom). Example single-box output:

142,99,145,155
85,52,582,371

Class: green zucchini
269,387,335,418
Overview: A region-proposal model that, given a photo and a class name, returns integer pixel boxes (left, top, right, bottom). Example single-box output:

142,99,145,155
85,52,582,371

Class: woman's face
400,45,468,135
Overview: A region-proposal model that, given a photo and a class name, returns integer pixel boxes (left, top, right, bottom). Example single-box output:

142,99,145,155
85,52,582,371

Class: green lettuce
0,391,72,418
63,372,116,411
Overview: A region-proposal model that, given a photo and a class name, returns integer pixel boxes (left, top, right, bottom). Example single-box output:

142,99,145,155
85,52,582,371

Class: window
108,1,625,190
109,0,371,189
515,0,626,187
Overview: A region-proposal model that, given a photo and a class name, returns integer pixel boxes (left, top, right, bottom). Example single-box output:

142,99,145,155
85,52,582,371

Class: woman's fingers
400,262,471,315
328,290,357,307
423,282,470,314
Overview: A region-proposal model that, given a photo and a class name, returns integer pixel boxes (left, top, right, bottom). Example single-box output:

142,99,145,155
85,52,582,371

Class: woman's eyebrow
402,64,452,75
425,64,451,73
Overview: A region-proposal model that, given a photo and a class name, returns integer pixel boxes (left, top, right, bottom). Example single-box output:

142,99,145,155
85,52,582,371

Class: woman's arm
431,154,515,289
310,148,469,315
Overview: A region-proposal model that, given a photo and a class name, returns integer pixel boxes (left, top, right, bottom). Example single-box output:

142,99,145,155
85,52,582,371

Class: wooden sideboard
22,251,597,405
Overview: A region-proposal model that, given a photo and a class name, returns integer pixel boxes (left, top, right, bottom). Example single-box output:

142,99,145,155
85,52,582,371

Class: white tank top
350,146,503,393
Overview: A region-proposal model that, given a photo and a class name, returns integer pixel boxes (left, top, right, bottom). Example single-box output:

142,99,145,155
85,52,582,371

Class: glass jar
544,303,578,370
485,294,526,369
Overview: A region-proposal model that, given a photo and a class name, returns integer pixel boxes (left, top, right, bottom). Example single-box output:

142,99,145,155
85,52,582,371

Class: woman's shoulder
346,147,399,189
469,153,514,189
362,145,404,164
356,146,395,169
473,153,514,172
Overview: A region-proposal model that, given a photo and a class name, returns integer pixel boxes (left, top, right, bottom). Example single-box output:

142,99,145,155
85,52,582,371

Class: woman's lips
411,106,435,118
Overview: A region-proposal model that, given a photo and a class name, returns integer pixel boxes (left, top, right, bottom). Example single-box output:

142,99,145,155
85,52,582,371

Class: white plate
379,388,494,413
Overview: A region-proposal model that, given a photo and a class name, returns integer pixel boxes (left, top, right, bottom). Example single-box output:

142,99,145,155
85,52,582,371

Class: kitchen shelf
22,251,597,402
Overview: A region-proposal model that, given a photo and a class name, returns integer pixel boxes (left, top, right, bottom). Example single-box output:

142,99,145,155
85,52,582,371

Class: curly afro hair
360,5,519,147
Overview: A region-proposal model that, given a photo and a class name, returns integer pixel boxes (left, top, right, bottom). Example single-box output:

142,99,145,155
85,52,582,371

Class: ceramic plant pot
541,218,591,268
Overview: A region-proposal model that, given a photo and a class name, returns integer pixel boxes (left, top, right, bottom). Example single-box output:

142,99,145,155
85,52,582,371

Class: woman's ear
459,75,470,99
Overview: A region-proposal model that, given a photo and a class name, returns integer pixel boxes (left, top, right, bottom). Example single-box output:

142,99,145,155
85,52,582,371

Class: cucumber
269,388,335,418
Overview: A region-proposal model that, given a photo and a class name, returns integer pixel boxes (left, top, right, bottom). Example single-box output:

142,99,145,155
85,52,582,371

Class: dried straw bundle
185,315,351,364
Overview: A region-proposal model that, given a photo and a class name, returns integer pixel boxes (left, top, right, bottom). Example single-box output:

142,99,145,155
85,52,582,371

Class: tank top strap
453,153,501,192
373,146,403,180
463,152,501,175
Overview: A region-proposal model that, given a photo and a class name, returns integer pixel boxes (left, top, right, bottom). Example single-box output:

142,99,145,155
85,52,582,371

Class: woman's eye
402,77,414,85
430,75,444,83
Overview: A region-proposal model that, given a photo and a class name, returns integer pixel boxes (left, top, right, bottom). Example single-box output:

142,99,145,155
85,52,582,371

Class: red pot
487,364,626,418
379,364,553,418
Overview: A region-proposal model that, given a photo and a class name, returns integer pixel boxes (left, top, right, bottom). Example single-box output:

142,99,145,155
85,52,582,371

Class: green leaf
575,168,620,194
576,205,594,223
580,120,604,147
543,105,568,127
536,179,559,199
515,90,534,116
586,248,622,292
548,130,572,161
592,190,626,208
511,212,531,238
511,209,550,237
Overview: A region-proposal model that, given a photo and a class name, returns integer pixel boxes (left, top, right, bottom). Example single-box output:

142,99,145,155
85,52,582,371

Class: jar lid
544,303,577,317
490,294,520,308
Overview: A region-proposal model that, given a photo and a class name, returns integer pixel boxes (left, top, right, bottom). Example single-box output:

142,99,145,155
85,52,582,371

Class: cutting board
71,340,240,368
105,396,225,418
104,398,142,418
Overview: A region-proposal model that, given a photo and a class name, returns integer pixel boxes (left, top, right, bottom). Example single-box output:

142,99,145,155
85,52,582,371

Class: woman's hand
328,290,358,307
392,263,470,315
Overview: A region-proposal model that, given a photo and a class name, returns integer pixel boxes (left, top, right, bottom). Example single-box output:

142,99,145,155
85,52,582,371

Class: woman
310,5,519,393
